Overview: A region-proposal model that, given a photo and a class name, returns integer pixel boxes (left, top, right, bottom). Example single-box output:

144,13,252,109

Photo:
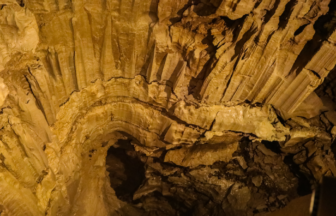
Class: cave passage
104,137,326,216
106,140,146,203
105,139,195,215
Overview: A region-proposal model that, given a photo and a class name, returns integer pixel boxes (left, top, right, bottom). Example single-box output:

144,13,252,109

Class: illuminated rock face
0,0,336,215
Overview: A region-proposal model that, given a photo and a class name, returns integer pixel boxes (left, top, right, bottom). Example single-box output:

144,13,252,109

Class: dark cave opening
106,140,146,203
104,137,321,215
283,154,312,196
105,140,194,215
262,140,283,154
262,140,312,196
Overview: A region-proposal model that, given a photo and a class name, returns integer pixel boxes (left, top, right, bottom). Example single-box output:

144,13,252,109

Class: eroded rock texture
0,0,336,215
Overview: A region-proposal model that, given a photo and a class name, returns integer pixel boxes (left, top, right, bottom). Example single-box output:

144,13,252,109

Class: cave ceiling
0,0,336,215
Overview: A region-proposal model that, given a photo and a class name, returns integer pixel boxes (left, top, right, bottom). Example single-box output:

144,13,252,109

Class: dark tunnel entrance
104,137,323,216
106,139,146,203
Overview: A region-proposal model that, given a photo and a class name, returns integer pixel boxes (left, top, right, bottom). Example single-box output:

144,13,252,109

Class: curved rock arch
0,0,336,215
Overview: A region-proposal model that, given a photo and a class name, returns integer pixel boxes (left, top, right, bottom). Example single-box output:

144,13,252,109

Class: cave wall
0,0,335,215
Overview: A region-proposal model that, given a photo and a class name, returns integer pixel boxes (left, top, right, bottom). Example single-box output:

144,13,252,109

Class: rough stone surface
0,0,336,215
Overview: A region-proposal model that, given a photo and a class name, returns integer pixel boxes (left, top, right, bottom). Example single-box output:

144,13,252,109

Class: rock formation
0,0,336,215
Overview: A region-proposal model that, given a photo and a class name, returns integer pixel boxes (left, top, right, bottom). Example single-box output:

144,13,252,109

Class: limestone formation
0,0,336,215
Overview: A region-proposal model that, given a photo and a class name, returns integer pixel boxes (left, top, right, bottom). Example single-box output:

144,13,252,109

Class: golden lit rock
0,0,336,215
